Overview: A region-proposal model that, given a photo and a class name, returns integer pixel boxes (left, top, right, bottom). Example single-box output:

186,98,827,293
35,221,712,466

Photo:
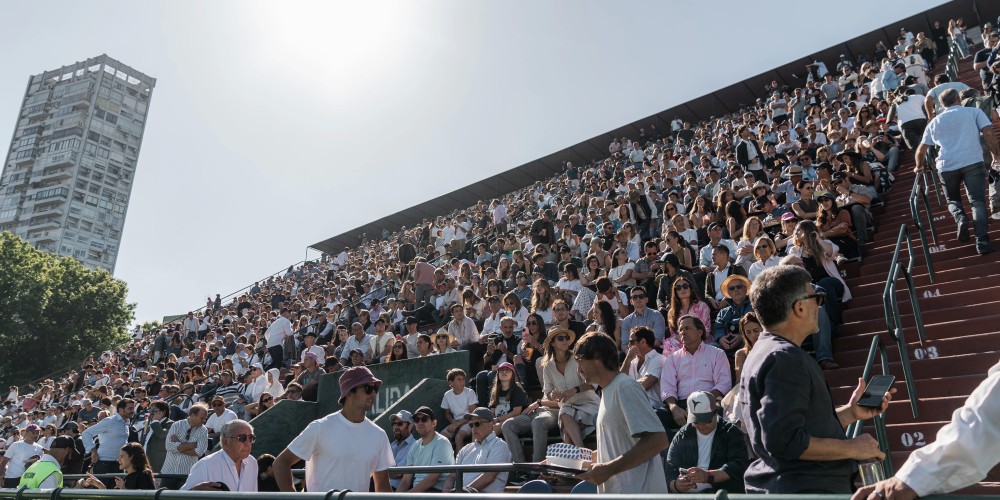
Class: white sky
0,0,949,323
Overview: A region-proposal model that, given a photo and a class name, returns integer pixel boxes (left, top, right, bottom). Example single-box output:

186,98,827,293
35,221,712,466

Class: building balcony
0,209,19,224
47,151,78,168
28,219,61,232
30,167,73,183
28,207,65,221
31,229,61,245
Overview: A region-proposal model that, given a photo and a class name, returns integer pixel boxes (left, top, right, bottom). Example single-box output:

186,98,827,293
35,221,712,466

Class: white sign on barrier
928,245,946,253
922,289,941,298
901,432,927,448
913,346,940,360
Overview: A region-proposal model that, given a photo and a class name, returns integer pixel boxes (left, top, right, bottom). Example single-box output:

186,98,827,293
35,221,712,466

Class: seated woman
816,190,860,260
538,329,600,448
488,362,529,437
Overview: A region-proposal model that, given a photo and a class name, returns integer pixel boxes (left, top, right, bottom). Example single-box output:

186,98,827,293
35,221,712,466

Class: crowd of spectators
1,16,996,494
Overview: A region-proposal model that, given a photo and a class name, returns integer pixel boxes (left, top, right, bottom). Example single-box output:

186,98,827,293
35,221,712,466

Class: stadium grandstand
4,0,1000,497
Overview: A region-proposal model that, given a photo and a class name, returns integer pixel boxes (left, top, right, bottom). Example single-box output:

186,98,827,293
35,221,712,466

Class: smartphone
857,374,895,408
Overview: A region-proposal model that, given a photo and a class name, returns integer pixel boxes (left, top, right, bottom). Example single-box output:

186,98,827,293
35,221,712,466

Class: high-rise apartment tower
0,54,155,273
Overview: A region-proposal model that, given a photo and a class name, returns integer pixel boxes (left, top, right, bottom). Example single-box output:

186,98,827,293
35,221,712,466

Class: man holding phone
740,266,893,494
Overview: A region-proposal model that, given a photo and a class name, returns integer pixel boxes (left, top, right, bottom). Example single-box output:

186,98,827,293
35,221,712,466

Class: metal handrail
845,335,894,478
909,171,938,281
2,488,999,500
882,224,934,421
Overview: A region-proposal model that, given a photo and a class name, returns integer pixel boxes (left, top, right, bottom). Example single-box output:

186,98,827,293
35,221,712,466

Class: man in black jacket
665,391,749,494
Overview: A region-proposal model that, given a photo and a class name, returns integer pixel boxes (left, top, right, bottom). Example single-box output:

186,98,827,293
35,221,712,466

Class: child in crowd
440,368,477,450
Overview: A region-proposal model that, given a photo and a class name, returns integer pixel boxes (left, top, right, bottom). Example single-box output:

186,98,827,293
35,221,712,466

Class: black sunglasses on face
412,415,431,423
555,335,571,342
675,283,691,290
230,434,255,443
631,294,646,300
469,421,486,428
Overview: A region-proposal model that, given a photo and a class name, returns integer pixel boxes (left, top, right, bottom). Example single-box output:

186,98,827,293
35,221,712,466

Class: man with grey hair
182,419,257,491
739,265,891,494
915,87,1000,255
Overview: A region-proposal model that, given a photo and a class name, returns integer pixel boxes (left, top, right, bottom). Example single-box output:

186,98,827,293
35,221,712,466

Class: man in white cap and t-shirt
273,366,393,492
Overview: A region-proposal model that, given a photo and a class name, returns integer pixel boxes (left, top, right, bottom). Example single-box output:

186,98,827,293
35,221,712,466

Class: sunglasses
391,421,408,427
469,421,487,428
797,292,827,306
727,284,746,291
212,403,224,407
287,389,302,394
526,321,538,325
357,384,379,395
674,283,691,290
412,415,432,423
229,434,255,443
554,335,571,342
261,398,272,403
630,294,646,300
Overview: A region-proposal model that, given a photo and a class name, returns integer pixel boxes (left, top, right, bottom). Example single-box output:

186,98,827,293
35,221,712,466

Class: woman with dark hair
724,199,747,240
733,313,763,382
387,341,408,362
555,263,582,303
663,230,695,270
580,254,604,287
816,191,860,260
488,363,529,436
516,313,547,386
502,291,528,330
245,392,274,418
586,300,622,346
79,442,155,490
666,276,711,348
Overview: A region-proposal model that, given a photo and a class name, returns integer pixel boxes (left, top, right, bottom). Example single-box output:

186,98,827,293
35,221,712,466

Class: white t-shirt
206,409,238,435
595,374,668,493
286,412,394,492
692,428,717,492
3,440,44,478
441,388,478,420
628,350,665,409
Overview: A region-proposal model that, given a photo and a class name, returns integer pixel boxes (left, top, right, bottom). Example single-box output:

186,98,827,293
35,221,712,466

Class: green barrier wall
249,351,469,456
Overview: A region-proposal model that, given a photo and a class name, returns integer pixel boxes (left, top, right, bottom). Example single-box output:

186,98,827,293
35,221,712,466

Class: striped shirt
160,419,209,475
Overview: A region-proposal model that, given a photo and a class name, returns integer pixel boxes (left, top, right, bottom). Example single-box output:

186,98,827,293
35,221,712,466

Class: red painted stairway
823,58,1000,494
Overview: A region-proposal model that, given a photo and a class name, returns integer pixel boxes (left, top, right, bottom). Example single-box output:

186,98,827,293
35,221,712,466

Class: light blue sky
0,0,949,323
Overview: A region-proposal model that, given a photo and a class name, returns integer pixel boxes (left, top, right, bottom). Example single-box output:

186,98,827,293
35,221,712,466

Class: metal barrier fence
1,488,998,499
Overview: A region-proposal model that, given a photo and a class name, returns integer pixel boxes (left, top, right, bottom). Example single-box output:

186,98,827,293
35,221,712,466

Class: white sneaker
992,212,1000,221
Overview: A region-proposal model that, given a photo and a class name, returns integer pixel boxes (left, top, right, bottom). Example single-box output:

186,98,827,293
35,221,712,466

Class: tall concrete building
0,55,155,274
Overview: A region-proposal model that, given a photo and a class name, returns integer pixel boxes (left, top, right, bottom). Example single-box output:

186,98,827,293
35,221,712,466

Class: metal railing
909,169,939,280
844,335,894,478
2,487,998,500
882,224,934,421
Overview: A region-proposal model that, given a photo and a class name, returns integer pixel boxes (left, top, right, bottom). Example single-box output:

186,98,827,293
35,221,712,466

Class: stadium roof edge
310,0,990,255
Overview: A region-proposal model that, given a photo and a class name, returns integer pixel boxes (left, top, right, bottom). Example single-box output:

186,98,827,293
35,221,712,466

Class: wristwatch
707,472,716,484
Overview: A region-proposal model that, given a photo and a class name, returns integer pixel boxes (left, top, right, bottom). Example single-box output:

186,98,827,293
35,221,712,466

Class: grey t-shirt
595,373,669,494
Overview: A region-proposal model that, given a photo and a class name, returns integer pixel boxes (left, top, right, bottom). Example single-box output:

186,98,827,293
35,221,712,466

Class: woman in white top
537,328,600,448
502,292,529,330
554,263,583,303
263,368,284,398
531,279,556,325
747,236,781,283
607,249,636,290
734,217,765,271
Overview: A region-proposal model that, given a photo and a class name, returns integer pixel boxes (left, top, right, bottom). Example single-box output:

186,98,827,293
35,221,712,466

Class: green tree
0,233,134,387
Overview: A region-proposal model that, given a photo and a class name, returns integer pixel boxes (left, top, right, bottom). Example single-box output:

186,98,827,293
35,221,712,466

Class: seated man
665,391,749,494
703,245,747,311
711,275,754,377
658,316,731,433
443,408,511,493
620,326,664,411
397,407,454,493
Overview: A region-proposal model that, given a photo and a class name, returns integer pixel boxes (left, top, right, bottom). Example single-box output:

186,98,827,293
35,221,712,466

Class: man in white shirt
0,424,43,488
264,309,293,370
182,420,258,492
443,408,511,493
620,326,664,410
340,322,371,364
205,396,238,446
274,367,393,492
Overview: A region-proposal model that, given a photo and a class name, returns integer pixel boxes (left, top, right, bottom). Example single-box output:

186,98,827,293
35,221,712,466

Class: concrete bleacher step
842,285,1000,323
829,373,988,403
847,259,1000,291
834,331,1000,368
822,351,1000,391
848,272,1000,301
842,299,1000,330
834,314,1000,351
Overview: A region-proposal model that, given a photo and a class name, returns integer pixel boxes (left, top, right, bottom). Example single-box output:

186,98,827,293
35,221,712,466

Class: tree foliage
0,233,134,387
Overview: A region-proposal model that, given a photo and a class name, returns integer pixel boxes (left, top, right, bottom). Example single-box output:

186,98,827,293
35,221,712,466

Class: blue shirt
621,306,666,347
921,105,992,172
81,413,130,461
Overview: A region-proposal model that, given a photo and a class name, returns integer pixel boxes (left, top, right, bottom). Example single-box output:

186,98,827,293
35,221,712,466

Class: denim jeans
812,306,836,363
940,162,989,245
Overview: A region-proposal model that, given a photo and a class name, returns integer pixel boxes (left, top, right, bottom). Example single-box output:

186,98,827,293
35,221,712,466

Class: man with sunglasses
275,366,393,493
711,275,754,367
205,396,238,448
182,420,257,491
621,285,665,349
739,266,890,494
397,406,455,493
388,411,417,491
444,408,510,493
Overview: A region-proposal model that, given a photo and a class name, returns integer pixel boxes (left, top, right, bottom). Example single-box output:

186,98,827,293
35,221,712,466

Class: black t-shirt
124,470,156,490
491,384,529,418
